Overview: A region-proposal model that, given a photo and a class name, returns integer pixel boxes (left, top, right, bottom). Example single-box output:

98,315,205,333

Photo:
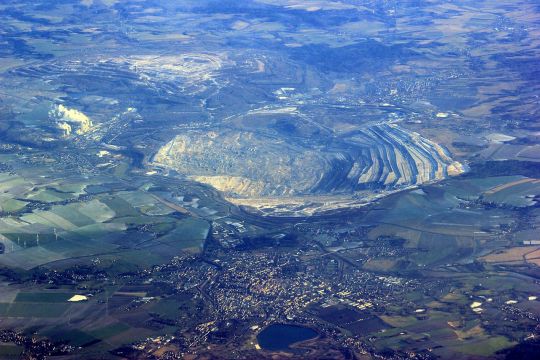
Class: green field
15,292,76,303
0,184,212,270
87,322,130,340
4,303,68,317
42,327,98,347
0,344,23,360
455,336,515,356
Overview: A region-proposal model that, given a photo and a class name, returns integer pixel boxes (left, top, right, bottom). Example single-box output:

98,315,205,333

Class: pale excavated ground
153,122,465,215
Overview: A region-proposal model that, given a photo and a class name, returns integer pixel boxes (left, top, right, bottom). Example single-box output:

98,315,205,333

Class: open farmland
0,168,216,270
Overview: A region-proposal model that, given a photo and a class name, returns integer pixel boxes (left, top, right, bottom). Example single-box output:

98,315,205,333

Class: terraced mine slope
153,123,465,201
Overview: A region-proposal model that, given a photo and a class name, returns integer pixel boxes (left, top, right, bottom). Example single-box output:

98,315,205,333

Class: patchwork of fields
0,171,212,270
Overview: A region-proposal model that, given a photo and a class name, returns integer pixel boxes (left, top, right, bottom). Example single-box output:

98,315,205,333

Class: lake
256,324,318,351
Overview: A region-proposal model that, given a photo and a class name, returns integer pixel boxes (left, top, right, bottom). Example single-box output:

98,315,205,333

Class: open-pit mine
153,121,466,215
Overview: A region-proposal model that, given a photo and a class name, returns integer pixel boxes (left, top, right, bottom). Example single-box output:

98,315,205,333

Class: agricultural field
0,343,22,360
480,246,540,266
368,270,539,358
0,165,220,271
0,280,191,358
0,140,238,356
335,173,540,271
